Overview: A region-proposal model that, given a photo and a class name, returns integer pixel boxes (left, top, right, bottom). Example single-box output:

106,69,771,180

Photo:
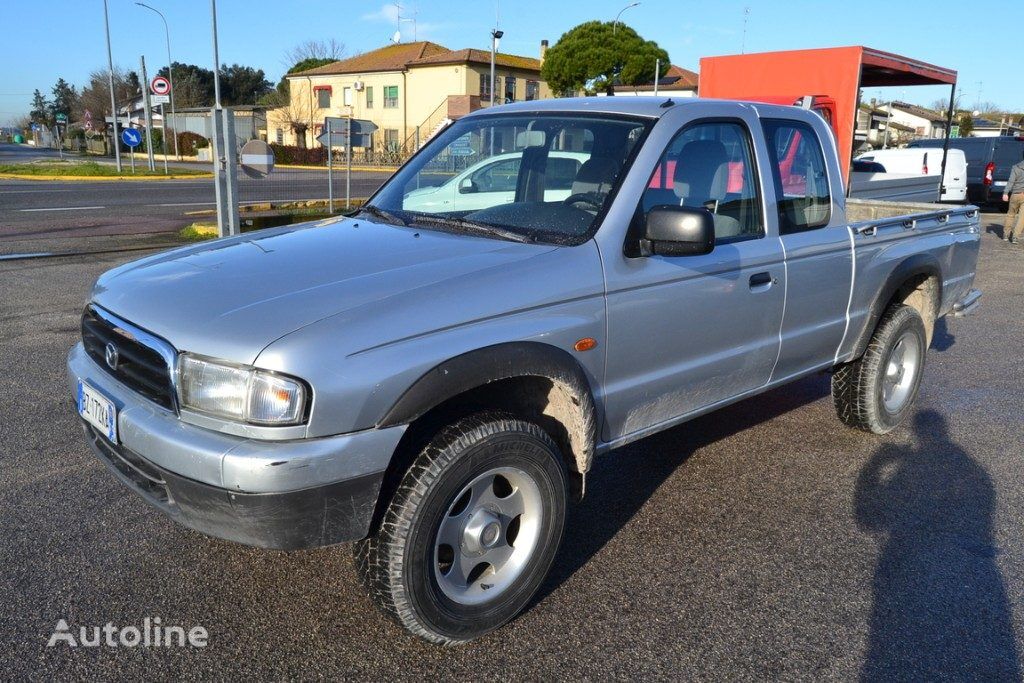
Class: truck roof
468,95,811,121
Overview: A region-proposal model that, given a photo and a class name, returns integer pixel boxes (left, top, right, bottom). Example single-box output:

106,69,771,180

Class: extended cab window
641,120,763,241
762,119,830,233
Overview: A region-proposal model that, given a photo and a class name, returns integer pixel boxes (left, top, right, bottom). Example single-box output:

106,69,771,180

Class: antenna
392,29,402,43
741,6,750,54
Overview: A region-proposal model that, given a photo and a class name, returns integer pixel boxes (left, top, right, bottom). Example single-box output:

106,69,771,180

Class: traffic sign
950,125,960,138
84,110,93,131
151,95,170,105
239,139,275,178
323,117,378,137
150,76,171,96
55,113,67,124
121,128,142,148
317,131,373,148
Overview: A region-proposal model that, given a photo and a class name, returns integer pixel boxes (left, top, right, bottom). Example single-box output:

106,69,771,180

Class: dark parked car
908,135,1024,207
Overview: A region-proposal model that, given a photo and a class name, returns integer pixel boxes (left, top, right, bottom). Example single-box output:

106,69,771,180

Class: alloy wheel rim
434,466,543,605
882,331,921,413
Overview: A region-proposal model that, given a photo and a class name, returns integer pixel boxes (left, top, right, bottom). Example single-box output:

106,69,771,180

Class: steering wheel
563,192,605,211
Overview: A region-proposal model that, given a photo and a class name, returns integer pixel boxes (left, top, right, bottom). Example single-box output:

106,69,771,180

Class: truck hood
92,217,557,363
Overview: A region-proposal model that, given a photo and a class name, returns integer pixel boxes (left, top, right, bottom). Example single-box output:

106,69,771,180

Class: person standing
1003,150,1024,244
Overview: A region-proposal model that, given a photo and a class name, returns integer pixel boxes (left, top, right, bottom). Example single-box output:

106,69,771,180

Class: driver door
601,118,786,440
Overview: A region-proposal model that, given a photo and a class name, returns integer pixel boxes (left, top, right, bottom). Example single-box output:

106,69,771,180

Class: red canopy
699,46,957,184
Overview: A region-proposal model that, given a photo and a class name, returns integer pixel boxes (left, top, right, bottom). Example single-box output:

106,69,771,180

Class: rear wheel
832,304,927,434
354,412,567,644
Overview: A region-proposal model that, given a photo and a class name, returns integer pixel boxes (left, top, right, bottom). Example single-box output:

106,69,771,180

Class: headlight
176,353,308,426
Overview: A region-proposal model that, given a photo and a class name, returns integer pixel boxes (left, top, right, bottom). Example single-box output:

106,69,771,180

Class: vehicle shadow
537,372,831,603
855,410,1020,681
930,316,956,352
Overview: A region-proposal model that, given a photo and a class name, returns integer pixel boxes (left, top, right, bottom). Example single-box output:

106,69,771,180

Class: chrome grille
81,305,177,410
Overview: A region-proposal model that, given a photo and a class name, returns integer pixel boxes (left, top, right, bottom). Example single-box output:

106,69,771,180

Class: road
0,143,391,247
1,216,1021,679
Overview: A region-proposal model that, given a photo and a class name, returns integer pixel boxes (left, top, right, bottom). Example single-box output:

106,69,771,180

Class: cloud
361,4,401,23
360,3,452,40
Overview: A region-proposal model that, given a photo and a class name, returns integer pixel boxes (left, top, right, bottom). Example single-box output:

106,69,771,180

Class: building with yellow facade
267,40,552,152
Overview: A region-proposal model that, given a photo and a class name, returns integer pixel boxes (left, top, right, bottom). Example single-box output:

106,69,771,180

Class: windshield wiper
408,214,532,244
355,204,409,226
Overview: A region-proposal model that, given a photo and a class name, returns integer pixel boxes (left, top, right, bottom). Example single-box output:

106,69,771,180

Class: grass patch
0,161,207,177
178,222,219,241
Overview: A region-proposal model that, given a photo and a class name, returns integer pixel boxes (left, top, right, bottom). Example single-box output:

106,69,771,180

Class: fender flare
378,342,599,474
850,254,943,359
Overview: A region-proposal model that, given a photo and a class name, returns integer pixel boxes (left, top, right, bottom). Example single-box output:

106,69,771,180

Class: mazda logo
104,343,120,371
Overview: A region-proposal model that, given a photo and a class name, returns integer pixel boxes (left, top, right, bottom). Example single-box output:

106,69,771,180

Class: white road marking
19,206,105,212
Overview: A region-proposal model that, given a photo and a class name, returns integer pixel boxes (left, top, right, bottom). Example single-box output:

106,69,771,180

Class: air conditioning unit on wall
353,81,365,91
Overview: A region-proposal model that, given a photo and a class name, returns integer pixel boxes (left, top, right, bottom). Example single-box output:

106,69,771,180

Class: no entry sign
150,76,171,96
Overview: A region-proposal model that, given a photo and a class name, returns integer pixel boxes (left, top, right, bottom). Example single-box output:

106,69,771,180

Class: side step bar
952,288,982,317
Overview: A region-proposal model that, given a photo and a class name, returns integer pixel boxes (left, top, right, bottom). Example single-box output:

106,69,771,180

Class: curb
276,164,399,172
0,173,212,181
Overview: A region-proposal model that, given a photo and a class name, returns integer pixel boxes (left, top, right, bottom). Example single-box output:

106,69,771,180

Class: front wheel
832,303,928,434
354,412,567,644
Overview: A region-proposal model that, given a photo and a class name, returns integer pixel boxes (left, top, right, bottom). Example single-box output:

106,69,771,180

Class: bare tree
273,95,314,148
282,39,345,69
78,67,140,132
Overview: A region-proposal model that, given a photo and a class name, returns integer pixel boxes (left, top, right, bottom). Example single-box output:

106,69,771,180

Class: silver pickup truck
68,97,981,644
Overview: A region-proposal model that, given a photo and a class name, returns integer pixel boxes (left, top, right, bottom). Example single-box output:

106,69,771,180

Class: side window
640,120,763,241
545,157,581,191
762,119,831,233
472,158,521,193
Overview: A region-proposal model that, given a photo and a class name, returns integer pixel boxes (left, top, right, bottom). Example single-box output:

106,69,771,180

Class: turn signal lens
574,337,598,352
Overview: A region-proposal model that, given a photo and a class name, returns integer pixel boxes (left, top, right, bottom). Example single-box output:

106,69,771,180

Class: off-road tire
832,303,927,434
354,412,567,645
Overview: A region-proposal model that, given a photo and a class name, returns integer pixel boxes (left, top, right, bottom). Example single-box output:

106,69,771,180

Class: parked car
854,148,968,202
908,135,1024,206
68,97,982,645
403,150,591,212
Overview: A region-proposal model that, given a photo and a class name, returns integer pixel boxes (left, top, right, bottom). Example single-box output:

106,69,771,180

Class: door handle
749,272,773,289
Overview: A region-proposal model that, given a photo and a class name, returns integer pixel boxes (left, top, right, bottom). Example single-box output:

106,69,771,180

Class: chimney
540,40,548,65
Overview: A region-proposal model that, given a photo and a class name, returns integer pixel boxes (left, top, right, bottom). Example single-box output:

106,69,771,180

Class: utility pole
741,7,751,53
654,58,660,96
135,2,180,160
140,55,156,171
489,28,504,108
209,0,237,236
102,0,122,172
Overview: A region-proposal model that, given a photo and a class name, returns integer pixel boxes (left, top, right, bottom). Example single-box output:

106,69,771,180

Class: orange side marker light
574,337,598,352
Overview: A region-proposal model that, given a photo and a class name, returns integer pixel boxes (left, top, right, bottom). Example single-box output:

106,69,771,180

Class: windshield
366,113,651,245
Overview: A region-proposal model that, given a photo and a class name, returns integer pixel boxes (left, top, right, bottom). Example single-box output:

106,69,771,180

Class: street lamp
489,29,504,108
135,1,179,159
102,0,122,172
613,2,640,34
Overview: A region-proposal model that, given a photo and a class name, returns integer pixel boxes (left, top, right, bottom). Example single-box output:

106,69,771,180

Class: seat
570,157,619,196
672,140,742,238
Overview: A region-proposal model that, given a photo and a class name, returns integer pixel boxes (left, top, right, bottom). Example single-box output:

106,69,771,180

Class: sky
1,0,1020,126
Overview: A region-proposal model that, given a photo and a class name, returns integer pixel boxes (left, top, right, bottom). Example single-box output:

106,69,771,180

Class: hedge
177,131,208,156
270,144,326,166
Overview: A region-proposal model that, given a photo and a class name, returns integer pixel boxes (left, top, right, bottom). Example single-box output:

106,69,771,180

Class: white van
855,148,968,202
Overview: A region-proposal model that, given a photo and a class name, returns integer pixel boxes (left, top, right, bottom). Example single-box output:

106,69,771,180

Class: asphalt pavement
0,143,391,248
1,216,1022,679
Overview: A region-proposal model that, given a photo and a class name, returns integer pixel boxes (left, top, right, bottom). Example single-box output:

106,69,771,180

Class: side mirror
640,205,716,257
458,177,477,194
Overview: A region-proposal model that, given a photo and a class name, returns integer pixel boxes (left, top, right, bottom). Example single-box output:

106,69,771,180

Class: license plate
78,380,118,444
994,181,1007,187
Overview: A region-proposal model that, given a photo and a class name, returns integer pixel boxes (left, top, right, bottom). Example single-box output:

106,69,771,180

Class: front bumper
67,343,406,550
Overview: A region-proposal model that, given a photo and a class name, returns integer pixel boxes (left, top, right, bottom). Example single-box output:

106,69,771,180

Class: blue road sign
121,128,142,148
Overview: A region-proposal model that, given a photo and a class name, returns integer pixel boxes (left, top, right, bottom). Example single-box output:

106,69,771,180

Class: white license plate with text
78,380,118,443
